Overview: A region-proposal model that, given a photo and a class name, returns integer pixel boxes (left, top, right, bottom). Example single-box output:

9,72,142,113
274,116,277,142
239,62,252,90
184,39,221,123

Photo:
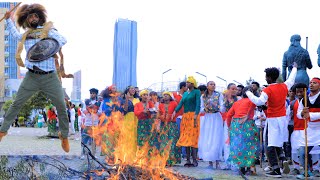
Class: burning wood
81,143,195,179
81,93,193,179
109,164,196,180
0,141,195,180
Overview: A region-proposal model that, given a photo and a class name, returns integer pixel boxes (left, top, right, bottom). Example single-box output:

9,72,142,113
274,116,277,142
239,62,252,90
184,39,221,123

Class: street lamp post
233,80,243,85
161,69,172,92
195,72,207,84
216,76,227,87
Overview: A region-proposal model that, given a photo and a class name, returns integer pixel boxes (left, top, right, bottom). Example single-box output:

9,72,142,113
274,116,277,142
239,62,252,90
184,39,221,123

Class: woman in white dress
198,81,224,169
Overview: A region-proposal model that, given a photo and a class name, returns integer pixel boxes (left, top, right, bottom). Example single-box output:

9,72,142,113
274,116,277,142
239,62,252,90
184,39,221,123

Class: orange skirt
176,112,200,148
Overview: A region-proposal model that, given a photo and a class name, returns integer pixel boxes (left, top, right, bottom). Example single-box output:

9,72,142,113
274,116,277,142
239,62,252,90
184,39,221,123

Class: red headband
311,78,320,84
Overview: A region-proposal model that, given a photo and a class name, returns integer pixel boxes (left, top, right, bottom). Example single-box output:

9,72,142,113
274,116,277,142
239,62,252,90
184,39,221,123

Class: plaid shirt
6,19,67,72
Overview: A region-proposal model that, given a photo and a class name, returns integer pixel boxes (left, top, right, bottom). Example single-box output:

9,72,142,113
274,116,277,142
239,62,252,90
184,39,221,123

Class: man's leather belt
28,68,54,75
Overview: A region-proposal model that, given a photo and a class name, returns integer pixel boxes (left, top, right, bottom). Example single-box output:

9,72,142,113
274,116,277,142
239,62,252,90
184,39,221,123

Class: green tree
20,92,51,120
19,98,33,121
2,99,13,113
30,91,51,110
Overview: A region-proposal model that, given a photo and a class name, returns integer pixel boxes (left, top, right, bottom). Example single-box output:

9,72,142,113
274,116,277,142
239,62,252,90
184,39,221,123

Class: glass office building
1,2,19,79
112,18,138,92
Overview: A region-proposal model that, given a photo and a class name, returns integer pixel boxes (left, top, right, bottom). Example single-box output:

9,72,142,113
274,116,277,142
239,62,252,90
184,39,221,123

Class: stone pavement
4,150,303,179
0,128,304,179
54,147,299,180
169,159,297,179
0,127,81,156
53,156,299,179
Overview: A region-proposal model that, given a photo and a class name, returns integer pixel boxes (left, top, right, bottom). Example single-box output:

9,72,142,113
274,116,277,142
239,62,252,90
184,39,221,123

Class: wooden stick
259,119,263,168
0,2,22,22
306,37,308,51
304,88,308,179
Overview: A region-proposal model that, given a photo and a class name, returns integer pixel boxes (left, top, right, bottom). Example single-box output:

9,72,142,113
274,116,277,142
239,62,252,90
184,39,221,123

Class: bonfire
84,100,194,180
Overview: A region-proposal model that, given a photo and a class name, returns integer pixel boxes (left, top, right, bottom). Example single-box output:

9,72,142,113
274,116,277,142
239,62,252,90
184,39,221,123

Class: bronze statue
282,34,312,86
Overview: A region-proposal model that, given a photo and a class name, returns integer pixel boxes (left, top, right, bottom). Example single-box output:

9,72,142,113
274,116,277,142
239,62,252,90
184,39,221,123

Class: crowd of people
1,62,319,179
71,64,320,179
1,5,319,179
0,4,319,179
43,101,81,140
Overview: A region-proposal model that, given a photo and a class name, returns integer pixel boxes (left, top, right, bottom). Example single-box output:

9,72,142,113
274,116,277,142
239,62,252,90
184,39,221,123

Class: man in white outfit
245,63,297,178
296,77,320,178
69,104,76,135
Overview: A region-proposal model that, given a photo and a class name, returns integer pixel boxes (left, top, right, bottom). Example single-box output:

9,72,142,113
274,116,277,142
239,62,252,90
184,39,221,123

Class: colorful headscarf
162,91,173,98
110,92,120,97
139,89,149,96
187,76,198,88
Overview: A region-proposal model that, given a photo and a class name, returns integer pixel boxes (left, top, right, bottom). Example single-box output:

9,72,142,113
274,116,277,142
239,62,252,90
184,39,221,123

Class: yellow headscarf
139,89,149,96
162,91,173,98
187,76,198,88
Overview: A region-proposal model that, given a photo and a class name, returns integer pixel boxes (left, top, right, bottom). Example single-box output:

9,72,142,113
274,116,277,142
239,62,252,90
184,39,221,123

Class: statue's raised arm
282,51,289,82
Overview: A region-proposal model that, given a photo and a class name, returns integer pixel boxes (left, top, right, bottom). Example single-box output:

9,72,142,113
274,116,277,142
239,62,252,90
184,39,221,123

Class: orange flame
85,96,181,179
92,169,105,176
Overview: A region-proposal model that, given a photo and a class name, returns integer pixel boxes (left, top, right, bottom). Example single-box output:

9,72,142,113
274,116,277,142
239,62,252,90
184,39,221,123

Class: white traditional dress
198,91,224,161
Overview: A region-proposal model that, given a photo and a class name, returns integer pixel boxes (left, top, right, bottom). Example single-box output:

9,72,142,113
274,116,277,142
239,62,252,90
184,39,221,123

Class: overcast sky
4,0,320,99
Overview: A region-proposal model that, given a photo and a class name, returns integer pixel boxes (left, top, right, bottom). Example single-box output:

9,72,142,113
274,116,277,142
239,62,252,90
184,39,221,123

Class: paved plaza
0,128,303,179
5,155,300,179
0,127,81,156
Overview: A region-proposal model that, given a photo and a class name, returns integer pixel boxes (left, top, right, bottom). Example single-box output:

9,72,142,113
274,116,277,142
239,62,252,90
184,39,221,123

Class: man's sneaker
313,170,320,177
255,158,260,165
290,168,300,175
266,170,282,178
296,171,314,179
282,160,290,174
240,167,247,175
264,166,272,172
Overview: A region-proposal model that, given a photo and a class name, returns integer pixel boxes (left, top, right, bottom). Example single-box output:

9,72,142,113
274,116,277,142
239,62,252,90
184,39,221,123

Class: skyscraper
112,18,137,92
71,70,81,101
0,2,20,102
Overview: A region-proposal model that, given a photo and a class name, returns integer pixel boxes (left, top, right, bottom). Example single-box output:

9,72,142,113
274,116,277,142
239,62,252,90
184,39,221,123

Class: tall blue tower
112,18,137,92
0,2,19,79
